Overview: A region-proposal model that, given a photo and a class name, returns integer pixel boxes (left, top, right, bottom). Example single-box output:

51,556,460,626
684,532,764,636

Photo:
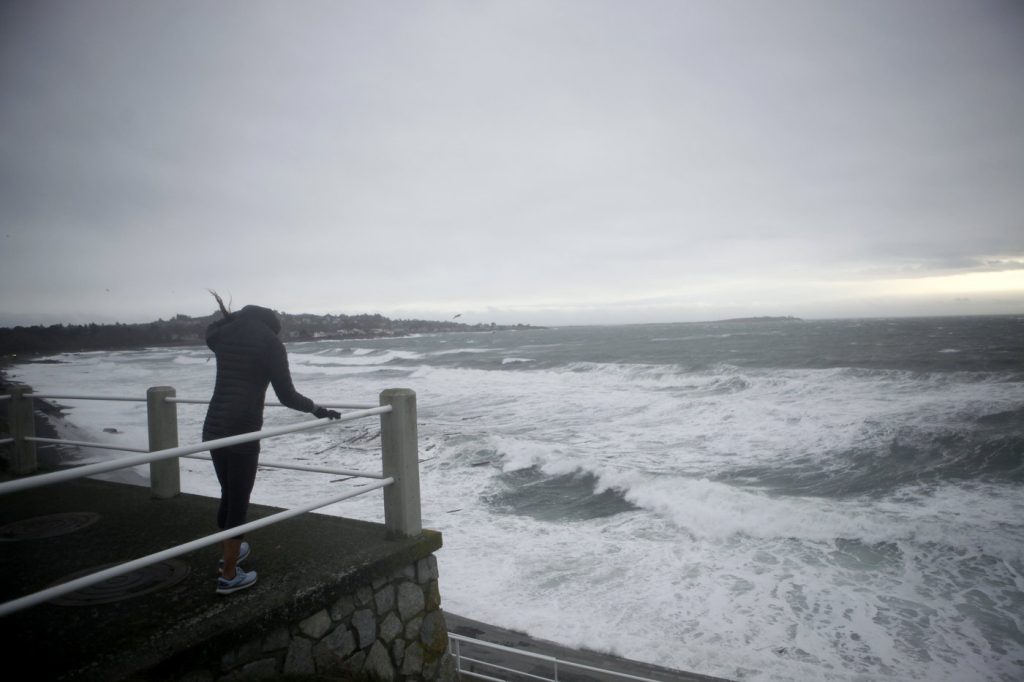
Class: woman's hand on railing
312,405,341,420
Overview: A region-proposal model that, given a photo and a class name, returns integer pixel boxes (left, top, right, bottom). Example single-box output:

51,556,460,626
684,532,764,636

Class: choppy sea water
8,316,1024,682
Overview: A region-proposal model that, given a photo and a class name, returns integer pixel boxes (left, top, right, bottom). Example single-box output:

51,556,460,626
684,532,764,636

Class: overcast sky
1,0,1022,327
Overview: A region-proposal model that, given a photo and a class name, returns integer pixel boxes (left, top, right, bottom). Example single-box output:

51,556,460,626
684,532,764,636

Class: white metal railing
167,396,375,410
182,453,387,479
0,386,422,617
16,433,385,479
27,392,373,410
27,393,147,402
449,633,667,682
25,436,149,453
0,405,390,496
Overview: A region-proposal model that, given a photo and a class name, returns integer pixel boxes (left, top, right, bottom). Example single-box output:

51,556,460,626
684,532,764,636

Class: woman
203,294,339,595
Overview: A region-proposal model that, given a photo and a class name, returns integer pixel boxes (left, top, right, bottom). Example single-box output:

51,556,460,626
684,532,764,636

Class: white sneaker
216,567,258,595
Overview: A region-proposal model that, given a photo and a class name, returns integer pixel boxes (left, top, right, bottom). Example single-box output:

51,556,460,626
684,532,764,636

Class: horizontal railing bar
0,394,11,401
183,453,385,479
15,441,385,475
21,439,386,478
0,477,393,617
449,633,557,664
0,437,13,446
0,405,391,497
447,634,665,682
454,669,505,682
19,393,375,411
167,397,375,410
25,437,149,453
548,656,666,681
452,653,553,682
27,393,146,402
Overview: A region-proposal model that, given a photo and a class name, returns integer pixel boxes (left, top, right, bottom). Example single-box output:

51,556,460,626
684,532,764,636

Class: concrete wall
176,554,456,682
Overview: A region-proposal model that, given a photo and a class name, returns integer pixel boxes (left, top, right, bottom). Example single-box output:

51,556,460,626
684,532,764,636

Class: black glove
312,405,341,420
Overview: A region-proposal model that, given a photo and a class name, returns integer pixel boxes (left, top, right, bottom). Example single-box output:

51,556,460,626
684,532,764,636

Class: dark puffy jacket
202,305,314,450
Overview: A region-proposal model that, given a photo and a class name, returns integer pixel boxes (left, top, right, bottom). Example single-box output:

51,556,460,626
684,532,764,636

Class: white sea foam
291,349,423,366
173,355,213,365
429,348,497,356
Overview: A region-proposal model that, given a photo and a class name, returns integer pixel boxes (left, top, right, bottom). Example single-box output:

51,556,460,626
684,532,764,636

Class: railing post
8,386,37,475
147,386,180,499
379,388,421,538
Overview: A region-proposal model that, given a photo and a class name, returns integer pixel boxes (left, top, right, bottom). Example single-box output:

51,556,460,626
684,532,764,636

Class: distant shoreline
714,316,802,323
0,368,73,477
0,310,542,356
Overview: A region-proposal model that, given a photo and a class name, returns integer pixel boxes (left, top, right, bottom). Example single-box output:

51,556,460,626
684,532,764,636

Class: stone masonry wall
182,554,456,681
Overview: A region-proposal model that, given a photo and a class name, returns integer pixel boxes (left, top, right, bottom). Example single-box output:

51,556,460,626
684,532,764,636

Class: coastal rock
298,609,332,639
397,581,425,620
417,556,438,583
355,585,373,607
329,594,355,622
351,609,377,649
404,615,423,642
392,639,406,669
343,651,366,675
363,641,395,681
283,637,314,676
374,583,396,615
425,579,442,610
380,612,403,644
394,563,417,581
312,628,356,672
420,610,448,654
400,643,425,677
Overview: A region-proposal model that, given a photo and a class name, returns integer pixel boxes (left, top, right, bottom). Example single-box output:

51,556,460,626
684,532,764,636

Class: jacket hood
238,305,281,335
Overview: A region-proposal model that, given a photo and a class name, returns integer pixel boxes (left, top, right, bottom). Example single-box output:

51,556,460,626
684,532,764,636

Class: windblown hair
208,289,232,319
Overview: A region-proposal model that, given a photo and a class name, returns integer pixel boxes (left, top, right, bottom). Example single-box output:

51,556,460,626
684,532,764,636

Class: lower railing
449,633,666,682
0,385,421,617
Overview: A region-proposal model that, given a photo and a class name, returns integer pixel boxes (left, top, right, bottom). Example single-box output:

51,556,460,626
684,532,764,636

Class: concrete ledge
0,477,441,680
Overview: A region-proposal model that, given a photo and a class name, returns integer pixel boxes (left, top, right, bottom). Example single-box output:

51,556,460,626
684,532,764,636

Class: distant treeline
715,316,802,323
0,311,533,355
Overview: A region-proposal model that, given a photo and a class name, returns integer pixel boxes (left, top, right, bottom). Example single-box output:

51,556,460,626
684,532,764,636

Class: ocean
7,316,1024,681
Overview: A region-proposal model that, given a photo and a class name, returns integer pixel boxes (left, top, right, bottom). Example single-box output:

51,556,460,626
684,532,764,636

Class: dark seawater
385,315,1024,372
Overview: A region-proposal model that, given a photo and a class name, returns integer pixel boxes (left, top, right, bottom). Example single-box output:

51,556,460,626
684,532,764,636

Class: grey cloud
1,0,1022,325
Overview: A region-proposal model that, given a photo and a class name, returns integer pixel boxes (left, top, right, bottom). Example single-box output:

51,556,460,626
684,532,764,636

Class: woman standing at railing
203,293,340,595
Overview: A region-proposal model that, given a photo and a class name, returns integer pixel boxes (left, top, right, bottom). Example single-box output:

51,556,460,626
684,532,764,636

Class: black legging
211,445,260,533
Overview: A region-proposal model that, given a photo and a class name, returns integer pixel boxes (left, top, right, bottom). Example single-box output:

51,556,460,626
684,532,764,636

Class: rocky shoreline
0,365,73,476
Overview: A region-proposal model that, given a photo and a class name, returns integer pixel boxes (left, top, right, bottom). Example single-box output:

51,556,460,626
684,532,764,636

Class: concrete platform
0,476,441,680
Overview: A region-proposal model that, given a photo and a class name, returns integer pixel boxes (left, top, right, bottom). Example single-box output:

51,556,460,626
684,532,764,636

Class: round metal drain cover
49,560,191,606
0,512,100,540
